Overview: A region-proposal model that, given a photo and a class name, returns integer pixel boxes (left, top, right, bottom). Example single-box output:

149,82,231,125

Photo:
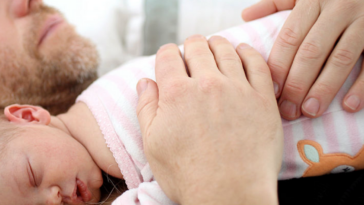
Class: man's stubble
0,5,99,114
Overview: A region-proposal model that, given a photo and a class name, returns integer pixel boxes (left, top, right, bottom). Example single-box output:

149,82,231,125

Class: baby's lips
77,178,92,202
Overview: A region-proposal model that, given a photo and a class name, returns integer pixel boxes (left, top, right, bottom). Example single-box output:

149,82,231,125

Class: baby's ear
4,104,51,125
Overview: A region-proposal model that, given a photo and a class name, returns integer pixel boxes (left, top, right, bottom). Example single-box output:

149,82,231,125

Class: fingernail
345,95,360,111
209,36,223,43
303,98,320,117
238,43,251,50
273,82,279,96
280,100,297,118
187,34,205,40
137,79,149,96
159,43,176,51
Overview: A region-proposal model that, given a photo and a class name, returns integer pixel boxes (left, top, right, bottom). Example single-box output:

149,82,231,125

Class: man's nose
11,0,42,18
45,186,63,205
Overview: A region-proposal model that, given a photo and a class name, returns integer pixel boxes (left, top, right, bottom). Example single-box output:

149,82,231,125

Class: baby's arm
61,102,124,179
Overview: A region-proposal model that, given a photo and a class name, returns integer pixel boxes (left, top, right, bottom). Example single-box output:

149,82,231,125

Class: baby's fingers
236,43,274,97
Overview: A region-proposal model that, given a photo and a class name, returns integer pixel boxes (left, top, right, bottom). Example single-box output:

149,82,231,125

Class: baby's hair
94,172,128,205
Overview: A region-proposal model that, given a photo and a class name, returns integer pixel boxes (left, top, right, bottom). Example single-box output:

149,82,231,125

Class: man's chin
36,27,100,114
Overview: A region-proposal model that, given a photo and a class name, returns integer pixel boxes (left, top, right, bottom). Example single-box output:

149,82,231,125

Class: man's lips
38,15,64,46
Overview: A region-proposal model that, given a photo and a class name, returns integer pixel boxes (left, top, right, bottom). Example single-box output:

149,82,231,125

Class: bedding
43,0,259,75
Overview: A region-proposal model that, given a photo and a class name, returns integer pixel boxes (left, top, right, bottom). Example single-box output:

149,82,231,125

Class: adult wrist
181,173,278,205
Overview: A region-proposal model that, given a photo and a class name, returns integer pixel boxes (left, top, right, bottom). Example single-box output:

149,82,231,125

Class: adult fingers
278,7,352,120
208,36,248,83
268,0,320,98
136,79,159,139
155,43,188,85
302,19,364,117
343,59,364,113
236,43,274,97
184,35,220,78
242,0,296,22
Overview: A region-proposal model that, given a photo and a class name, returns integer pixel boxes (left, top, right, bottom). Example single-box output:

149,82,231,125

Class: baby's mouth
76,178,92,202
63,179,92,204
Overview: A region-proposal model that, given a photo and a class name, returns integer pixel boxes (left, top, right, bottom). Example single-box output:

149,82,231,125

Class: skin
0,103,123,205
0,0,99,115
242,0,364,120
0,35,283,205
0,125,103,205
136,35,283,205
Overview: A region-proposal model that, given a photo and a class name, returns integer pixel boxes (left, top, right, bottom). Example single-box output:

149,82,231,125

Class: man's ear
4,104,51,125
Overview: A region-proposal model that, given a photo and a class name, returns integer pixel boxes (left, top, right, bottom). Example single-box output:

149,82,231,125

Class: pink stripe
343,112,362,154
100,75,144,151
261,18,281,46
93,84,144,157
278,11,291,20
131,66,152,82
322,113,340,152
241,23,269,61
216,30,241,48
282,123,297,179
103,74,138,109
342,59,362,154
301,119,316,141
78,90,142,189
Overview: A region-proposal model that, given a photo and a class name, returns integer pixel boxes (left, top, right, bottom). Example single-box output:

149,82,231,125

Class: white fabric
43,0,144,76
177,0,259,44
43,0,259,75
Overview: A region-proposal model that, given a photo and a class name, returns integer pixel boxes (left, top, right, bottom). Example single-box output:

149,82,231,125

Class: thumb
136,78,159,137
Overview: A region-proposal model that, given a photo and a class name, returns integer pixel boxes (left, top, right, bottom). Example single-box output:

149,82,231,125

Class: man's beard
0,5,99,115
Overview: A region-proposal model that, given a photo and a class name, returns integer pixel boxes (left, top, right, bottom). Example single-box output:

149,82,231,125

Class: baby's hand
243,0,364,120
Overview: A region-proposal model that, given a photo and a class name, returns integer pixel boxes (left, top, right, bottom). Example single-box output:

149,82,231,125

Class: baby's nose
45,186,63,205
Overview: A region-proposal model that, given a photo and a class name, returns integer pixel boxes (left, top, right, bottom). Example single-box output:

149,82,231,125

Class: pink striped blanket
77,10,364,204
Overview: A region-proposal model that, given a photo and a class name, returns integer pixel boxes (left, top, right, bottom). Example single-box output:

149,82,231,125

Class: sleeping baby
1,10,364,205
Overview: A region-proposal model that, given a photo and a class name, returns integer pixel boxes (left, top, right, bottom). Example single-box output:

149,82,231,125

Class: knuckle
157,49,179,64
184,50,212,62
251,63,271,77
284,80,306,95
198,75,224,93
215,53,241,64
278,27,301,48
336,0,358,13
314,82,336,96
268,60,288,76
209,36,229,45
163,79,189,99
137,96,155,118
298,41,323,60
331,48,356,67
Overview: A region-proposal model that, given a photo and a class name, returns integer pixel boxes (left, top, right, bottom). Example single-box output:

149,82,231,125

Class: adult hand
136,35,283,205
242,0,364,120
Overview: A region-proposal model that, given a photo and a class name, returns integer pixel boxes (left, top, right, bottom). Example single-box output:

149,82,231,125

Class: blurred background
44,0,259,76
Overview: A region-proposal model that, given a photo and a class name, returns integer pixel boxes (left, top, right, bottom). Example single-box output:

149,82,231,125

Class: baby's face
0,124,103,205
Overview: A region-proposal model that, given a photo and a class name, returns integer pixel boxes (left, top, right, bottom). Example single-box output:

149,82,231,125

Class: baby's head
0,105,103,204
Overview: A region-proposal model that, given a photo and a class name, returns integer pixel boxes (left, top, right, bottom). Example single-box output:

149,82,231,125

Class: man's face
0,0,99,114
